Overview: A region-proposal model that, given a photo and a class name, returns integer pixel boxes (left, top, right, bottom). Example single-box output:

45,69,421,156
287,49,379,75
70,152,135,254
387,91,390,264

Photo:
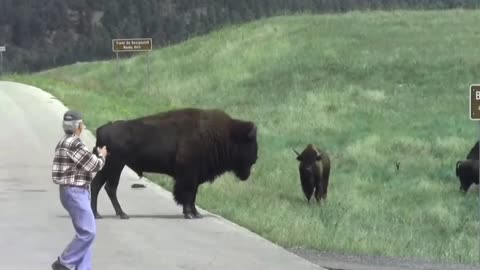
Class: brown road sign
112,38,152,52
470,84,480,120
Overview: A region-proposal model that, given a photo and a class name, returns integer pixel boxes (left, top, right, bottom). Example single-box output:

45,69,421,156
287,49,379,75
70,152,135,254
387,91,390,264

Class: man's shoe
51,257,70,270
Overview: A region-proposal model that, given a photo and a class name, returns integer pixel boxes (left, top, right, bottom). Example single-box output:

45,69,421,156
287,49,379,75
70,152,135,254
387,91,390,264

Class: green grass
3,9,480,265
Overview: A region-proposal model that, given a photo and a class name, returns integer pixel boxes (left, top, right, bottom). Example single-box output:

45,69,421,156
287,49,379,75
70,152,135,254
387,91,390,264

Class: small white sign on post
0,46,5,52
112,38,152,52
111,38,153,92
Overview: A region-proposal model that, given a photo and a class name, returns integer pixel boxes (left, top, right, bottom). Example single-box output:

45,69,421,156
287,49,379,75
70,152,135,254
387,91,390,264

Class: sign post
469,84,480,263
112,38,153,92
0,46,5,75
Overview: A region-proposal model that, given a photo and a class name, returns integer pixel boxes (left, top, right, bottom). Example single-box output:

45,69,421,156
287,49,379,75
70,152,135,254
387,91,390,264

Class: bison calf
91,108,258,219
293,144,331,203
455,159,479,193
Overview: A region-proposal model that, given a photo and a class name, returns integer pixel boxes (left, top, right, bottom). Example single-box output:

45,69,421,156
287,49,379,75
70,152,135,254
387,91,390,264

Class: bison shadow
278,193,303,204
56,213,214,219
278,192,320,206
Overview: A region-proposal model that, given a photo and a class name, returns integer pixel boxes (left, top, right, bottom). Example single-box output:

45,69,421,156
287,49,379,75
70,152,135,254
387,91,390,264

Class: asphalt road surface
0,81,326,270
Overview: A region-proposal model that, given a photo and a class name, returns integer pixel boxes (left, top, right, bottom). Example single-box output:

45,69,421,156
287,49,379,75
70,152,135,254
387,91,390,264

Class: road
0,81,326,270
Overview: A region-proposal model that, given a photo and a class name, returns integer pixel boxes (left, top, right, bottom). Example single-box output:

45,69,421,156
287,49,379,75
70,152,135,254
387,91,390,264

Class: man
51,110,108,270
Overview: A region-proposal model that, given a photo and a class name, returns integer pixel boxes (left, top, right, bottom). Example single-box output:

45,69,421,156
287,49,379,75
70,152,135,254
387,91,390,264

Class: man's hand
97,146,108,157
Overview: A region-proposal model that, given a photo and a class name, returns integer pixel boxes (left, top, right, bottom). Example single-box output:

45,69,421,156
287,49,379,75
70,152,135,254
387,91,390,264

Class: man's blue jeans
58,185,96,270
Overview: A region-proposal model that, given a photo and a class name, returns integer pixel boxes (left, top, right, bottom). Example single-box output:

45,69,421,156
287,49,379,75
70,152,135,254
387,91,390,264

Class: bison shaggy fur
293,144,331,203
455,159,479,193
91,108,259,219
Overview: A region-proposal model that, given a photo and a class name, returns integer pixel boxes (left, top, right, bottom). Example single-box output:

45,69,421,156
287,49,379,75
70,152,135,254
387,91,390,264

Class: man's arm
67,140,106,173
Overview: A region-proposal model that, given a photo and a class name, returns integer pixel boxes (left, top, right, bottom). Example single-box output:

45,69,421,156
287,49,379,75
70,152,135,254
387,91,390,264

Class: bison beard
90,108,258,219
293,144,331,203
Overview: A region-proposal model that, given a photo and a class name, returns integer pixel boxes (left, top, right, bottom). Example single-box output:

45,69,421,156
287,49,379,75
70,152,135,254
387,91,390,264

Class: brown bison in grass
454,141,479,193
456,159,479,193
293,144,331,203
91,108,258,219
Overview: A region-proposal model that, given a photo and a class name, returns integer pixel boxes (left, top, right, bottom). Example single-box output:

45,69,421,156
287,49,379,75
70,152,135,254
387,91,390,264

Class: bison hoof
118,213,130,219
184,213,195,219
193,212,203,219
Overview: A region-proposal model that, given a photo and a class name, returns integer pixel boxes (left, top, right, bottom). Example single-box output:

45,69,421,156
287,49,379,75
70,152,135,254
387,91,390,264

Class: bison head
293,144,322,172
230,120,258,181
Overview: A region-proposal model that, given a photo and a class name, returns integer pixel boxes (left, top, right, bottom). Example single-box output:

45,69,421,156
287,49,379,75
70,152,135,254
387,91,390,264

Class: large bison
90,108,259,219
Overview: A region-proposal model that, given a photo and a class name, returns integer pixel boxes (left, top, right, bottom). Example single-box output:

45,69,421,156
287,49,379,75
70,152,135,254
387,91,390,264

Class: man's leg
76,244,93,270
57,186,96,269
76,189,94,270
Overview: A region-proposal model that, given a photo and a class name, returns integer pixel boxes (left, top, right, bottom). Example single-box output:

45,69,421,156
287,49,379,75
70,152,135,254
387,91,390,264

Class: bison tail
92,124,105,156
94,122,112,148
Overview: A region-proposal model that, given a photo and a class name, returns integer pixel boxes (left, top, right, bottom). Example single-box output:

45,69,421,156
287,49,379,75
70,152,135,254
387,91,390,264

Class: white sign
112,38,152,52
0,46,5,52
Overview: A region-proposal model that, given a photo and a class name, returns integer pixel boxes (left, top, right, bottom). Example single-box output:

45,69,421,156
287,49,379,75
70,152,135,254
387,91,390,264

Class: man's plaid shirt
52,134,106,186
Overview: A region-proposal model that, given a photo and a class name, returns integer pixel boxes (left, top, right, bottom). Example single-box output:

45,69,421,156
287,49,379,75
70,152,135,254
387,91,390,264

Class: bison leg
91,170,107,219
173,178,199,219
299,170,314,203
318,179,328,200
314,179,323,203
322,171,330,200
104,164,129,219
191,184,202,219
182,192,197,219
320,178,328,200
301,184,313,203
300,179,314,203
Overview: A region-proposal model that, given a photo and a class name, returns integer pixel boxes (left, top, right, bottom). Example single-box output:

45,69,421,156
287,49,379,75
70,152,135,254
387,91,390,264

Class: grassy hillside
3,9,480,265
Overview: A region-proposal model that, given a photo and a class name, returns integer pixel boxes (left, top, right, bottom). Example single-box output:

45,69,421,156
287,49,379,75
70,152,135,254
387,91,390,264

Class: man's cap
63,110,83,121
